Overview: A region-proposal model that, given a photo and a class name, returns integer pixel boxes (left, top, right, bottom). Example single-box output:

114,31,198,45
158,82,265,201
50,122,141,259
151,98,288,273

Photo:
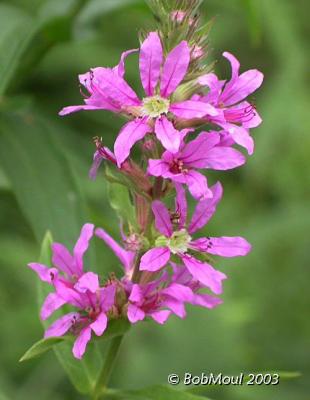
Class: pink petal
207,236,252,257
72,327,92,359
154,116,181,153
74,272,99,294
54,280,84,308
44,312,79,338
59,105,109,116
127,304,145,323
188,182,223,234
224,124,254,155
52,243,75,276
185,170,213,201
114,48,138,78
193,293,223,309
180,131,220,168
162,283,194,302
175,183,187,228
203,146,246,170
129,284,143,303
152,200,173,237
198,73,225,103
140,247,171,271
147,158,170,177
28,263,58,284
182,255,227,295
163,298,186,318
150,310,171,324
139,32,163,96
160,41,190,98
90,312,108,336
41,292,66,320
170,100,218,119
114,118,151,167
73,223,94,274
95,228,135,272
100,284,116,311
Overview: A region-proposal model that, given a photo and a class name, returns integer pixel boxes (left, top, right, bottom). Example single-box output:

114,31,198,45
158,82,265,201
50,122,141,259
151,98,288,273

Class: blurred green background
0,0,309,399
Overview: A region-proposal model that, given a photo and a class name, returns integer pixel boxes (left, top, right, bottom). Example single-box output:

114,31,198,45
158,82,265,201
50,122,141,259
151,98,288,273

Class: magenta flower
28,224,95,320
140,184,251,294
196,52,264,154
148,131,246,200
127,266,222,324
59,32,218,167
44,280,116,359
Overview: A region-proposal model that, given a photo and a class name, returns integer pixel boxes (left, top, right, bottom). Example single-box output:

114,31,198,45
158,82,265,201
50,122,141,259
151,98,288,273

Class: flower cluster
28,21,263,359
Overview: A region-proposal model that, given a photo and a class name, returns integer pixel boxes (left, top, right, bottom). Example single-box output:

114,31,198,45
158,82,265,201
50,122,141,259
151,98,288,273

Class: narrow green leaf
19,336,68,362
105,385,212,400
107,178,136,228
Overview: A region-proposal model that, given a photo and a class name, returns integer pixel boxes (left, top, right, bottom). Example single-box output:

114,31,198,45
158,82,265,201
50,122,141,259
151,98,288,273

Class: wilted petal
160,41,190,98
154,116,181,153
207,236,252,257
72,327,92,359
182,255,226,295
203,146,246,170
152,200,173,237
90,312,108,336
59,105,108,116
95,228,134,272
150,310,171,324
127,304,145,323
114,48,138,78
74,272,99,294
114,118,151,167
73,223,94,274
28,263,58,284
185,170,213,201
52,243,75,276
170,100,218,119
188,182,223,234
140,247,171,271
44,312,79,338
193,293,223,309
41,292,66,320
139,32,163,96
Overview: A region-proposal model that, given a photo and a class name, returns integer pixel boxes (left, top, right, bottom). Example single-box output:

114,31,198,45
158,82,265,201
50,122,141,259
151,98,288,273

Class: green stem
92,335,124,399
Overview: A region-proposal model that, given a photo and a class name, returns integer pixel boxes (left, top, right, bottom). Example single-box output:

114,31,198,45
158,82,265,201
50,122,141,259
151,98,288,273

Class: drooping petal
147,158,170,177
193,293,223,308
154,116,181,153
44,312,79,338
28,263,58,284
175,183,187,228
180,131,220,168
202,146,246,170
152,200,173,237
205,236,252,257
114,48,138,78
114,118,151,167
222,51,240,92
188,182,223,234
185,170,213,201
140,247,171,271
72,327,92,359
52,243,75,276
222,123,254,155
40,293,67,320
139,32,163,96
162,283,194,303
182,255,227,295
162,298,186,318
74,272,99,294
90,312,108,336
95,228,135,272
160,41,190,98
150,310,171,324
127,304,145,323
59,105,109,116
170,100,219,119
73,223,94,274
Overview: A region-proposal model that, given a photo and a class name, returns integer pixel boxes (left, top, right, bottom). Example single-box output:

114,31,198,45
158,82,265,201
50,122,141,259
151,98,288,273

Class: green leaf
97,318,131,342
104,385,212,400
19,336,69,362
